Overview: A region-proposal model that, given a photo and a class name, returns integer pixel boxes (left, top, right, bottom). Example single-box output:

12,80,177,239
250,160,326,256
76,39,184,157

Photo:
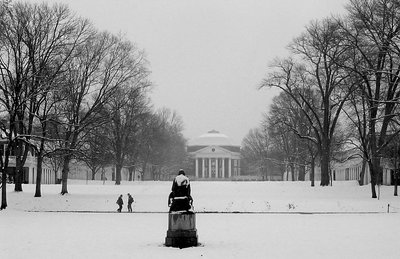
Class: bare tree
0,0,12,210
262,18,354,186
54,32,145,194
79,128,113,180
339,0,400,198
0,2,90,199
100,60,151,184
138,108,187,179
24,3,90,197
241,127,270,180
266,91,318,184
341,81,370,186
0,2,33,192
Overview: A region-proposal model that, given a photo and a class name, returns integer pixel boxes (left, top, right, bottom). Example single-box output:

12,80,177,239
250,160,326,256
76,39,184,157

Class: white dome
189,130,234,146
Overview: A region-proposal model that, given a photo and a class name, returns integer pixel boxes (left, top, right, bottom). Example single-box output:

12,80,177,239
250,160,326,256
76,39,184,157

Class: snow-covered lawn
1,180,400,259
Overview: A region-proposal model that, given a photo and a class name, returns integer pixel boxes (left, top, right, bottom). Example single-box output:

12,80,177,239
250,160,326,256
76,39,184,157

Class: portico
188,130,240,180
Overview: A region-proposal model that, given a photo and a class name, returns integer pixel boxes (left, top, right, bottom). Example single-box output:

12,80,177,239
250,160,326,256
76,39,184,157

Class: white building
283,154,397,186
188,130,241,180
68,161,142,182
0,142,57,184
331,156,398,185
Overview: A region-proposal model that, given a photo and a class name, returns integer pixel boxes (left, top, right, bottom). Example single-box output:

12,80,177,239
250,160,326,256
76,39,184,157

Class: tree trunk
317,120,331,186
14,116,31,192
115,163,122,185
34,155,43,197
128,167,133,181
14,118,23,192
394,170,398,196
55,163,59,184
35,137,46,197
319,138,331,186
298,164,305,181
320,154,330,186
310,157,315,187
14,168,23,192
1,145,12,209
286,163,289,181
61,155,71,195
368,159,377,199
358,159,367,186
1,169,7,210
15,147,30,192
143,161,148,181
290,163,295,181
14,142,23,191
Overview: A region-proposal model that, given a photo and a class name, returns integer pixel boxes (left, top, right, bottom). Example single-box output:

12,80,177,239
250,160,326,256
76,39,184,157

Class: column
215,158,219,179
195,158,199,178
222,158,225,178
202,158,205,178
209,158,212,178
228,158,232,178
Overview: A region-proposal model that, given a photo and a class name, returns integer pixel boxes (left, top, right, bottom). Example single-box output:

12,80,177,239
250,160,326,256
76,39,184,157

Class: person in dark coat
127,193,134,212
168,169,193,213
116,194,123,212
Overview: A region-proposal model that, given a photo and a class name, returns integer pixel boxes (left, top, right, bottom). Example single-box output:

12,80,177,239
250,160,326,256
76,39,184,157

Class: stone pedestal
165,213,198,248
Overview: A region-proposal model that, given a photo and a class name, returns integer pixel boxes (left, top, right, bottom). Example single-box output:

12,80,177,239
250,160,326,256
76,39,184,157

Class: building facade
0,142,57,184
331,156,399,186
188,130,241,180
282,154,398,186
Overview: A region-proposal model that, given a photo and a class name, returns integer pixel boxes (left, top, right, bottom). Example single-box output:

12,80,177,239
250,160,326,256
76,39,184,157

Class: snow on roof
188,130,235,146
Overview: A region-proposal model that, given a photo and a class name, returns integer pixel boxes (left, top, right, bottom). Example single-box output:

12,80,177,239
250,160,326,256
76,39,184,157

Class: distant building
68,161,144,182
331,156,398,186
281,150,399,186
187,130,241,180
0,141,57,184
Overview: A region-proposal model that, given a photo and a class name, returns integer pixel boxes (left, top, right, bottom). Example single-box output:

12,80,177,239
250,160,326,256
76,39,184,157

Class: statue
168,169,193,213
165,169,198,248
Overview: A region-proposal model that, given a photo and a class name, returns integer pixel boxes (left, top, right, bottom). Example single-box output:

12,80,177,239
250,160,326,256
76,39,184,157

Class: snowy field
1,180,400,259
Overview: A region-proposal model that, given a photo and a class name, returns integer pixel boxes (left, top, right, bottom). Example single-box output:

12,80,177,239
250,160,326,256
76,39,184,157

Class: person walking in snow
116,194,123,212
127,193,134,212
168,169,193,213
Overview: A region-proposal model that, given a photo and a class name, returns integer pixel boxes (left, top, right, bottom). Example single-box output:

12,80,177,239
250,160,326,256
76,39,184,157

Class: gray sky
34,0,348,145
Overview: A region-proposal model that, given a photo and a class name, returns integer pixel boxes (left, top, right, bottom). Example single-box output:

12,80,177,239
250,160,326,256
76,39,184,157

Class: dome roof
189,130,235,146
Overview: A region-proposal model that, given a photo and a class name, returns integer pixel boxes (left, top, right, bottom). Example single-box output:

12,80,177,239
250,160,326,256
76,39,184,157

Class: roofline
187,145,241,153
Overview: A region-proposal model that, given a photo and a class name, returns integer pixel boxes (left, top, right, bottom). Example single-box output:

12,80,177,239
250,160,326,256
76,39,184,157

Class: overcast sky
33,0,348,145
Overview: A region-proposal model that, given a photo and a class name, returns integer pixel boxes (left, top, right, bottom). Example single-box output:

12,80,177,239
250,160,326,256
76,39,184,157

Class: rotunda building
187,130,241,180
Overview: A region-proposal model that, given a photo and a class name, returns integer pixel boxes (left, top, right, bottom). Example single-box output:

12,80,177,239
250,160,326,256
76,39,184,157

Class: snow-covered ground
1,180,400,259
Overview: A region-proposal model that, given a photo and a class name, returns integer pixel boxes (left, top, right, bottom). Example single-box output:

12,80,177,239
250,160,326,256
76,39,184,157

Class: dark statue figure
168,169,193,213
165,169,198,248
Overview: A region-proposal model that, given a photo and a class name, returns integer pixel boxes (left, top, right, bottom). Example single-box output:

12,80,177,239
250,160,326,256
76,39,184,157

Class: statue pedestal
165,213,198,248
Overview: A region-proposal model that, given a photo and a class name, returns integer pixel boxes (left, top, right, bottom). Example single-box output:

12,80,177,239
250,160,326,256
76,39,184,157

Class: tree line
242,0,400,198
0,1,187,209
